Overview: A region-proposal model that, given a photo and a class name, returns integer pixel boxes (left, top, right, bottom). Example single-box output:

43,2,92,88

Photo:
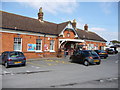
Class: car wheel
22,63,26,66
84,60,89,66
104,57,107,59
96,62,101,65
5,62,9,68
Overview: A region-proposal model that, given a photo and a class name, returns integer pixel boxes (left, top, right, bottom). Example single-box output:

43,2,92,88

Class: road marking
36,67,40,69
100,80,104,82
45,59,71,64
26,70,30,73
27,62,46,67
27,60,71,67
47,63,52,66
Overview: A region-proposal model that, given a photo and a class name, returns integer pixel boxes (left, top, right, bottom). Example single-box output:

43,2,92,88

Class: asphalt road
1,53,119,88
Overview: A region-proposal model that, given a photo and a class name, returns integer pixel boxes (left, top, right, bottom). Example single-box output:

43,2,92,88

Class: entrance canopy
59,39,84,43
59,39,84,48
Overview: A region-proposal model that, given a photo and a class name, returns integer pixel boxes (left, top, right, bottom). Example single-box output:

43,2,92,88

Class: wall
1,30,106,59
1,32,58,59
0,32,2,54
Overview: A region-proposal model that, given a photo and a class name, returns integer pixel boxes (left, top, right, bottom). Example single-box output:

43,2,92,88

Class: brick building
0,8,107,59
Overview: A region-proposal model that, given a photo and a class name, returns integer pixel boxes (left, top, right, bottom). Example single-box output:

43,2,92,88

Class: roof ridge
1,10,39,21
58,21,70,25
44,20,57,25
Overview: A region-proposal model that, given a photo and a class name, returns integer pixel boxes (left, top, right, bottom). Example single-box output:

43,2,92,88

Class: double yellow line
27,60,71,67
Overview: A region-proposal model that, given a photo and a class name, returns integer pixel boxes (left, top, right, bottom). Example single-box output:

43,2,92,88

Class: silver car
1,51,26,68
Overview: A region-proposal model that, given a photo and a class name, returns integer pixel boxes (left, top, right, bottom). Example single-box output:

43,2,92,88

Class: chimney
72,19,76,29
38,7,44,21
84,24,88,31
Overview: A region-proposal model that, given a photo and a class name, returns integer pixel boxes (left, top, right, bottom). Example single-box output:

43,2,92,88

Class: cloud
3,0,79,15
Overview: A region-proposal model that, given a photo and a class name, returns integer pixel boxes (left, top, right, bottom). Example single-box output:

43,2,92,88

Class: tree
110,40,120,45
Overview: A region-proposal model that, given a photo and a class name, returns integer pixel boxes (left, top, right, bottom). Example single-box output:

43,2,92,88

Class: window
50,40,55,51
67,33,70,37
36,39,42,51
14,37,22,51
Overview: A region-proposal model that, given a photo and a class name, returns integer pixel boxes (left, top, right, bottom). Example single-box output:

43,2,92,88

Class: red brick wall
1,32,58,59
64,30,75,39
2,32,14,52
0,32,2,54
1,32,106,59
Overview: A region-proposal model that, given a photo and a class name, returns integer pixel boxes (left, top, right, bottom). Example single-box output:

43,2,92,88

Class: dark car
70,50,101,66
106,48,115,54
2,51,26,68
94,50,108,59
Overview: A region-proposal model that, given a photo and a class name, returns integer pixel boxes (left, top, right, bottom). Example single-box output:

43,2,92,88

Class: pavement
27,55,70,62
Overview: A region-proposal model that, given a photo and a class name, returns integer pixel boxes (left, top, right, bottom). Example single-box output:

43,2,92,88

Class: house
0,8,107,59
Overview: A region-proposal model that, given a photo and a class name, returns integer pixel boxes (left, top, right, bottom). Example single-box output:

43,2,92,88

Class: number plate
102,53,105,54
94,60,99,62
14,62,22,64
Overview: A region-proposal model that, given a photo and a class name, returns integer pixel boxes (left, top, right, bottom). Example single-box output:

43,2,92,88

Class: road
1,53,119,88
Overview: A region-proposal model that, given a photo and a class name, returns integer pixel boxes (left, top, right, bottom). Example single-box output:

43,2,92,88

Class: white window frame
36,39,42,52
50,40,55,52
14,37,22,51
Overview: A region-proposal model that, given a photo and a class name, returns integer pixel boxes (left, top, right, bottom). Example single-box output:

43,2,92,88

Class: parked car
70,50,101,66
94,50,108,59
1,51,26,68
0,55,2,64
105,48,115,54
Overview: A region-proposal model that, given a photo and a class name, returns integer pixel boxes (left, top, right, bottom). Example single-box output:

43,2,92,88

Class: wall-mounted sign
44,44,48,51
27,44,36,51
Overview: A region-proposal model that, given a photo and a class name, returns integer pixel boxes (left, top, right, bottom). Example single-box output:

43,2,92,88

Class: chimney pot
72,19,77,29
84,24,88,31
38,7,44,21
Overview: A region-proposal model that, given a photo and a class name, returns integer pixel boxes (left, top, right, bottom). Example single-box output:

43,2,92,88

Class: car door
80,51,86,63
75,51,82,62
2,52,8,64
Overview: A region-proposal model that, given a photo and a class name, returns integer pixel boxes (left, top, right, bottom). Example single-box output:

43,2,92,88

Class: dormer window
67,33,70,37
83,35,85,38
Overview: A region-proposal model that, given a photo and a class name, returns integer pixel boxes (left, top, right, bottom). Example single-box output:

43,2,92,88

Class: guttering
0,27,58,36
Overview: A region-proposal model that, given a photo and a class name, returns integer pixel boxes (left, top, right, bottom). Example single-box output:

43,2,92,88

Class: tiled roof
76,28,107,42
1,11,58,35
1,11,107,42
57,21,70,34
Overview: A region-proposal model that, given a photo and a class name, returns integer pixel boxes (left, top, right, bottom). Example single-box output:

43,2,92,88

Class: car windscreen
90,51,98,56
9,52,24,57
100,50,107,53
108,49,114,51
95,50,101,53
82,51,91,57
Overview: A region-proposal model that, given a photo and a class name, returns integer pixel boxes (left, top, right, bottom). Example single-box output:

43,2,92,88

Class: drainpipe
43,34,46,57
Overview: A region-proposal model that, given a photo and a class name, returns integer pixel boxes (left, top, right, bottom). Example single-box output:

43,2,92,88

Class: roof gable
58,22,79,38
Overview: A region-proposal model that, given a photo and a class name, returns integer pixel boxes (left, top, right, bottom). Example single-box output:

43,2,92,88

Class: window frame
36,39,42,52
49,40,55,52
14,37,22,52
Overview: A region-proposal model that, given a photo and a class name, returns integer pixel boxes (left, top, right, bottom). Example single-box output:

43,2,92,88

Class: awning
59,39,84,48
59,39,84,43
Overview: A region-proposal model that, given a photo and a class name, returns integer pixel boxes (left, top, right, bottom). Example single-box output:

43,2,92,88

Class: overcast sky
1,0,119,44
